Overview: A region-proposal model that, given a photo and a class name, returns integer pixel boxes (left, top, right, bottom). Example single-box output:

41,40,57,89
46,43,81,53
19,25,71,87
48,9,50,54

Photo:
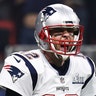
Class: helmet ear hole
39,30,47,40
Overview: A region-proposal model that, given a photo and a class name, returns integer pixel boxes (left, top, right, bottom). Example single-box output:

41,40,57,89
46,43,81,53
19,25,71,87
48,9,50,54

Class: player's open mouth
60,44,69,51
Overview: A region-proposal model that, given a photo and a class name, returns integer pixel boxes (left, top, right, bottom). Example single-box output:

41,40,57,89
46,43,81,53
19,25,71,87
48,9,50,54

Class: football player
0,3,96,96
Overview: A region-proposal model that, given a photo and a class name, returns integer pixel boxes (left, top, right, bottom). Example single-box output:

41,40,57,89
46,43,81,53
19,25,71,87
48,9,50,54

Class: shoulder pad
82,56,95,89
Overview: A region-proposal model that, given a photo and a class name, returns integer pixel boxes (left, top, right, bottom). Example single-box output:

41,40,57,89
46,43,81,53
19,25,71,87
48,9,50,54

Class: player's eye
49,27,79,36
65,28,79,35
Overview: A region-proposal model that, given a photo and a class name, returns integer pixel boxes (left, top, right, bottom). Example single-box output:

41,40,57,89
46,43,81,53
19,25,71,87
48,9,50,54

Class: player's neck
42,51,66,67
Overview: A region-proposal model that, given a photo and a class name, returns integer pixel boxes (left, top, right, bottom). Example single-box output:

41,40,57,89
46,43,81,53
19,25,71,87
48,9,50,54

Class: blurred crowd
0,0,96,60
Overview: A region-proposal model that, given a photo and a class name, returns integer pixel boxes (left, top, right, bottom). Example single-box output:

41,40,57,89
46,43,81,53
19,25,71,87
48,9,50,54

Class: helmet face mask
34,4,84,55
37,25,84,55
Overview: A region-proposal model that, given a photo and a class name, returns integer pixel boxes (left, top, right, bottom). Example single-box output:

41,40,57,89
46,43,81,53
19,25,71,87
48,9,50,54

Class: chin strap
61,54,69,61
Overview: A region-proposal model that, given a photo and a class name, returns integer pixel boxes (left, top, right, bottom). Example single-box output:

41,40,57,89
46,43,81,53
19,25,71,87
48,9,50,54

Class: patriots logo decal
4,65,24,83
42,7,56,21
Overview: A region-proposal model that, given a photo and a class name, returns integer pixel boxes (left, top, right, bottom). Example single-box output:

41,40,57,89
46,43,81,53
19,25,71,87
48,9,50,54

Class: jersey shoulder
5,49,45,74
77,53,95,68
70,53,95,75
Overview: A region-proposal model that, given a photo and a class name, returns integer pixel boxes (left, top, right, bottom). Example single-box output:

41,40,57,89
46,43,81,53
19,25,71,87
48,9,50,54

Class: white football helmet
34,4,84,55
